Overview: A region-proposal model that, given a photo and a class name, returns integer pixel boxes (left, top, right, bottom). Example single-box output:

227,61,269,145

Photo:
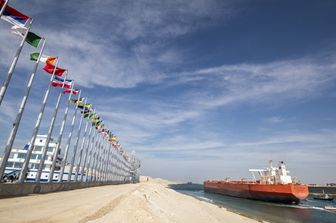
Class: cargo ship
204,161,309,204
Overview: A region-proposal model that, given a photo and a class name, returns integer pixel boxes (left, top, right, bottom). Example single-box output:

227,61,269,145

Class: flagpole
111,147,116,182
102,139,109,182
101,138,108,182
75,112,91,182
0,19,32,106
77,109,95,182
35,71,67,182
91,135,101,182
94,136,103,182
117,156,121,182
18,58,59,183
119,156,123,182
114,151,117,182
48,81,74,183
94,131,104,182
68,97,87,182
58,89,81,182
80,124,94,182
98,139,105,182
105,143,112,182
0,38,45,181
110,144,115,182
83,126,97,182
89,132,99,182
79,123,93,182
0,0,9,17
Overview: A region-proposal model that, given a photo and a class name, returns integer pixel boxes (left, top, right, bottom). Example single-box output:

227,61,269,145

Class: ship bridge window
17,153,26,159
5,162,14,168
14,162,23,168
34,146,43,151
31,164,40,170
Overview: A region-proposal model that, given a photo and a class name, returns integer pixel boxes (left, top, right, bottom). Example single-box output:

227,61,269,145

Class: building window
47,147,54,152
34,146,43,151
31,154,38,159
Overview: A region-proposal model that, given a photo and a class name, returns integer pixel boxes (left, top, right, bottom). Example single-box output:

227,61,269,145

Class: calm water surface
170,184,336,223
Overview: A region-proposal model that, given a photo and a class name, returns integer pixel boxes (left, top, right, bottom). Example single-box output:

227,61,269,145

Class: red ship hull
204,180,309,204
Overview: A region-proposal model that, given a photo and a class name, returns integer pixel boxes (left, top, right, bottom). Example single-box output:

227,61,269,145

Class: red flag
51,80,71,88
43,64,66,76
63,89,80,95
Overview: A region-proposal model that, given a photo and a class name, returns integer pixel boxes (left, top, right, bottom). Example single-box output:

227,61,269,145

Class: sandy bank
0,177,258,223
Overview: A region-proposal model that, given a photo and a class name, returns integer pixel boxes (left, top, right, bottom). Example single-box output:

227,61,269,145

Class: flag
95,123,104,129
30,52,56,65
10,26,42,48
77,103,91,109
91,117,101,123
84,111,96,119
10,25,26,36
51,76,73,88
51,81,72,89
54,76,72,83
43,64,66,76
82,107,93,114
70,98,84,104
23,144,29,150
109,135,118,142
63,89,80,95
26,32,42,47
0,1,30,26
92,119,103,126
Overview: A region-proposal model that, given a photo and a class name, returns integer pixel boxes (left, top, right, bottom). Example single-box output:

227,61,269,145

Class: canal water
169,183,336,223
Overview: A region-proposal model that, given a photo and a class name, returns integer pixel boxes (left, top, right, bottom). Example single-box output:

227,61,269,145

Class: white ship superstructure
3,135,65,181
249,160,293,184
5,135,60,171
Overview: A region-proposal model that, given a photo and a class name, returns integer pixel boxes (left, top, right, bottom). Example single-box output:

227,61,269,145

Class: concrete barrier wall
0,181,133,198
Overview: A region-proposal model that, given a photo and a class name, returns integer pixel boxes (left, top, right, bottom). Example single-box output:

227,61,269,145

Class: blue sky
0,0,336,183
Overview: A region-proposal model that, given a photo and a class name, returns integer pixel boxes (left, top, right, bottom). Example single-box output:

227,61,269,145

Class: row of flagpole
0,1,140,184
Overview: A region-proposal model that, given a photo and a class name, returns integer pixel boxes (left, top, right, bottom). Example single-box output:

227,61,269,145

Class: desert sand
0,177,258,223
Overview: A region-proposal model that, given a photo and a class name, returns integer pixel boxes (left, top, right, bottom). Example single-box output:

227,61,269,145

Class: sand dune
0,177,258,223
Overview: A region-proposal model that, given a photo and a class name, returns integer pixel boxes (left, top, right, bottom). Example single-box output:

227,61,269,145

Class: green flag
84,112,96,119
30,52,39,61
26,32,42,48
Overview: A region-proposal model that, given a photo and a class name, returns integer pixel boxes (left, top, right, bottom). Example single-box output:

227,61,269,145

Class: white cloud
264,116,284,124
1,0,238,90
174,59,336,109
